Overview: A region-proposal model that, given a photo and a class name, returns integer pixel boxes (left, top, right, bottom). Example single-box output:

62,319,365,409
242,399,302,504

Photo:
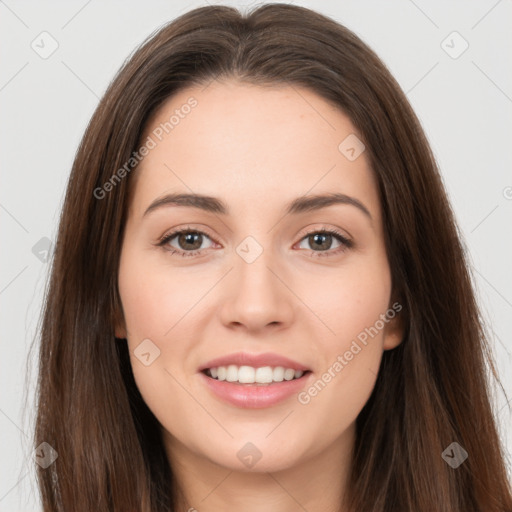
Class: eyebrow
143,192,372,220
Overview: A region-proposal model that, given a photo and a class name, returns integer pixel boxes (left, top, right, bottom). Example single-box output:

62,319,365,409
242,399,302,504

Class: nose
218,244,295,334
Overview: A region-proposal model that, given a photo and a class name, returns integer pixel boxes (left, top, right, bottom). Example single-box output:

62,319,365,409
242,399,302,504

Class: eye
296,228,353,257
157,227,216,257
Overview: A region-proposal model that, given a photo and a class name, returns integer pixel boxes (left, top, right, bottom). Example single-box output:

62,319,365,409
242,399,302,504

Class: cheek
118,249,198,341
306,252,392,350
117,255,196,437
117,246,208,416
295,257,391,438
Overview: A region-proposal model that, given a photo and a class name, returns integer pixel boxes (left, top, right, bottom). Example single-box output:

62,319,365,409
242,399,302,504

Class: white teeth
206,365,307,384
273,366,284,382
238,366,255,383
226,364,238,382
283,368,295,381
255,367,273,383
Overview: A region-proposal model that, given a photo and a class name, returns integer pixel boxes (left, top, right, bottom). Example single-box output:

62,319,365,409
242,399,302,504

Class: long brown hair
31,3,512,511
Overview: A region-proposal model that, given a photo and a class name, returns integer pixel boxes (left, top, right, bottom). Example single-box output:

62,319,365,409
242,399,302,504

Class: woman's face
116,80,403,473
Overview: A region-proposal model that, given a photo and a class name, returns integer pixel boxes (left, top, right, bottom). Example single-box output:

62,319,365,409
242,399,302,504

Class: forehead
128,80,380,222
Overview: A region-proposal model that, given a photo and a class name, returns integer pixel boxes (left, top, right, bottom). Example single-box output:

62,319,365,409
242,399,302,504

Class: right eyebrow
143,193,228,217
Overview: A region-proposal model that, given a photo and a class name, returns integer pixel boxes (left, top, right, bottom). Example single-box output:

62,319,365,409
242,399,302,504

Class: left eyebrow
285,192,372,220
143,191,372,221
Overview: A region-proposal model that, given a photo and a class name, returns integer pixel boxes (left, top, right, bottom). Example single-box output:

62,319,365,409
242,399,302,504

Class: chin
202,438,308,473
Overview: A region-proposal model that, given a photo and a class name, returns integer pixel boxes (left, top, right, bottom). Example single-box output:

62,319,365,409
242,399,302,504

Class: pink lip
198,371,313,409
198,351,310,372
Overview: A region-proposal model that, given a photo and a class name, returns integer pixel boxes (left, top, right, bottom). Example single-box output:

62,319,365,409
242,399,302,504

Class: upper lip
198,352,311,372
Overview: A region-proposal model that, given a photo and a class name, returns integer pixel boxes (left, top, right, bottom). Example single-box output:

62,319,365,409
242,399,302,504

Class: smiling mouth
201,366,312,386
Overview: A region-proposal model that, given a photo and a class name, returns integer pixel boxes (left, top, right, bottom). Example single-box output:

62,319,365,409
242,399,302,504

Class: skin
115,79,404,512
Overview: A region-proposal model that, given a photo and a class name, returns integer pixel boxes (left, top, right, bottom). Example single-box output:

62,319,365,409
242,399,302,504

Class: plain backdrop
1,1,511,510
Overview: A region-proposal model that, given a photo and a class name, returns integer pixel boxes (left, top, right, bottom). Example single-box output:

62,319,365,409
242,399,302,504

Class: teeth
273,366,284,382
284,368,296,381
206,365,305,384
238,365,255,383
226,365,239,382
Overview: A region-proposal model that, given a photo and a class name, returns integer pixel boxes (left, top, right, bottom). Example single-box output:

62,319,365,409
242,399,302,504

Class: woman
33,3,512,511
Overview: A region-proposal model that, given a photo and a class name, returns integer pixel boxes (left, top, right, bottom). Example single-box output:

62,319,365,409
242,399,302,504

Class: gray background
1,0,511,509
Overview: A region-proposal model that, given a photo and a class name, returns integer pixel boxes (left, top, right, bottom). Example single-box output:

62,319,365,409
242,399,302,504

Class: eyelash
156,226,353,258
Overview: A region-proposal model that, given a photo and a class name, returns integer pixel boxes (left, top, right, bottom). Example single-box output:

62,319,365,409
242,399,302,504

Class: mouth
197,352,313,407
201,365,312,386
199,365,314,408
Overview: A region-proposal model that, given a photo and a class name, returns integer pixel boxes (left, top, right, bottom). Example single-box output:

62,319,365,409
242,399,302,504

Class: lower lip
199,371,312,409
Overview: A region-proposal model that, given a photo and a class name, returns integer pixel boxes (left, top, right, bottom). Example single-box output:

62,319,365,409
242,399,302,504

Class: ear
382,301,405,351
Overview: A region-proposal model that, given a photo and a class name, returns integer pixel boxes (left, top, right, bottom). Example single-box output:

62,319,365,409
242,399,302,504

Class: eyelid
157,224,216,244
298,225,352,244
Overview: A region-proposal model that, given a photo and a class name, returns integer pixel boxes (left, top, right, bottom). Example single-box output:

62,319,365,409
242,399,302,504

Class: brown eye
306,233,336,251
176,232,204,251
158,228,215,257
297,229,353,257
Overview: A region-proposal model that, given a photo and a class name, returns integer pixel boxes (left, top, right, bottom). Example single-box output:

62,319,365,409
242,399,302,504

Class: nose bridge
235,232,281,299
220,231,294,329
